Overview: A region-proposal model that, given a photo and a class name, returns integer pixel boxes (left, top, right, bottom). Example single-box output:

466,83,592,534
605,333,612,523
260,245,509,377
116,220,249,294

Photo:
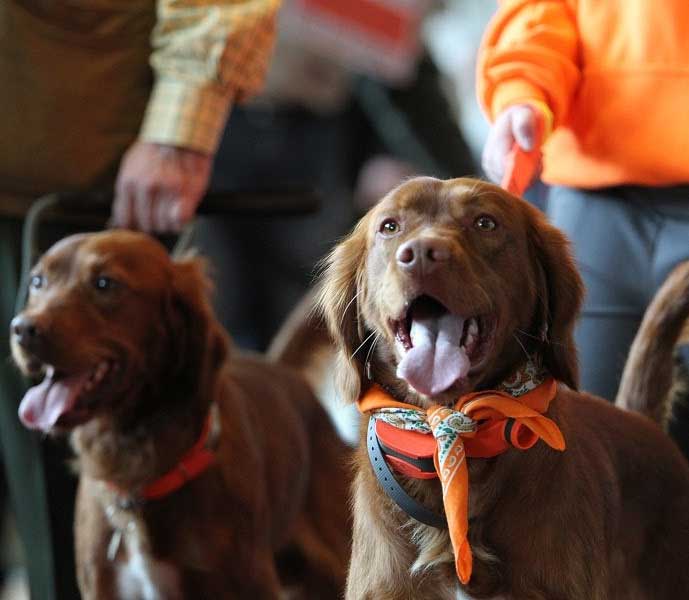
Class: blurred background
197,0,496,352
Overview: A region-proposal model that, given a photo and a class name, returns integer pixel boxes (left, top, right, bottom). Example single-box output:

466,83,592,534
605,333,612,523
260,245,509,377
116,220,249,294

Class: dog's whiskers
364,332,381,376
512,332,531,362
514,328,541,341
350,330,378,361
340,291,361,326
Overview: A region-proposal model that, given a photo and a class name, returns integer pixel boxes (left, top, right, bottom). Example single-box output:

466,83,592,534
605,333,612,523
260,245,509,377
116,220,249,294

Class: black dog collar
366,417,447,529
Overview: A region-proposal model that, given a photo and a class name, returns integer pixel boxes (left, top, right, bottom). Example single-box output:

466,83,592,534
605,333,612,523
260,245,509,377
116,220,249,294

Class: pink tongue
397,313,470,395
18,372,89,432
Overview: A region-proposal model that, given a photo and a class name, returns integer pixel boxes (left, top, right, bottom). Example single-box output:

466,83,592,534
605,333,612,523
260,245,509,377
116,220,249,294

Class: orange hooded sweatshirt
477,0,689,188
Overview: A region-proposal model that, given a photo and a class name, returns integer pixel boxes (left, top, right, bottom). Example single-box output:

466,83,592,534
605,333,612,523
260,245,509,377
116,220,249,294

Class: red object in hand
501,143,542,197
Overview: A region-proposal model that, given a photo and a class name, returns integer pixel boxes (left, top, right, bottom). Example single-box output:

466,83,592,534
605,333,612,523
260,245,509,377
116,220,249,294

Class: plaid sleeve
140,0,280,154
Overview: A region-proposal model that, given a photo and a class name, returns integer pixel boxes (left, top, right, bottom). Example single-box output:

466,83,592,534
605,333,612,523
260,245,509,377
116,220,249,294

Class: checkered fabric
140,0,280,154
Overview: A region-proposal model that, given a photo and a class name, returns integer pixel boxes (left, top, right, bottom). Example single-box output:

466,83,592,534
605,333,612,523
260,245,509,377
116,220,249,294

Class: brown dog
10,230,351,600
317,177,689,599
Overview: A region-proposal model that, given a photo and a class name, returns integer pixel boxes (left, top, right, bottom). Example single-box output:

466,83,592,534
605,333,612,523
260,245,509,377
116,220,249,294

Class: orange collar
358,378,565,584
141,412,216,500
109,407,218,503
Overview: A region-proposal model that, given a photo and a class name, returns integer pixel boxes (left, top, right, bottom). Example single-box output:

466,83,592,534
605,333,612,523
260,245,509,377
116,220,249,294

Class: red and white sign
281,0,432,84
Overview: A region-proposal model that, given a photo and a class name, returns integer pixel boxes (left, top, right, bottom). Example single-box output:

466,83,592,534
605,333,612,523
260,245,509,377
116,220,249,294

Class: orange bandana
358,378,565,584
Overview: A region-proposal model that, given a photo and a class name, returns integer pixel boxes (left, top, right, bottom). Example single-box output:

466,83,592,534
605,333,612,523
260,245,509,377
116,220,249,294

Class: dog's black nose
11,315,43,349
396,238,450,275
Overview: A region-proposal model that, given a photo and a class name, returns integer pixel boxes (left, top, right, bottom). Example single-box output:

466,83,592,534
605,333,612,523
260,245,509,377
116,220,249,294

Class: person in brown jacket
0,1,279,597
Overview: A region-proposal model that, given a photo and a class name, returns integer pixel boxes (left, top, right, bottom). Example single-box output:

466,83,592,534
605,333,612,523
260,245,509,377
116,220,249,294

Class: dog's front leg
75,480,122,600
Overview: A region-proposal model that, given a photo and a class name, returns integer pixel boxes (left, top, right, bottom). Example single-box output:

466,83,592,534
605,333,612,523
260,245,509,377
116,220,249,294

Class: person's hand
113,142,212,233
482,104,544,188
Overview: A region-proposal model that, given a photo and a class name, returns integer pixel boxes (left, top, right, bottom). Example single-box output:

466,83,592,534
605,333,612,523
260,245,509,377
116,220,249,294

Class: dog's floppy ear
527,208,584,390
164,255,230,401
317,216,371,404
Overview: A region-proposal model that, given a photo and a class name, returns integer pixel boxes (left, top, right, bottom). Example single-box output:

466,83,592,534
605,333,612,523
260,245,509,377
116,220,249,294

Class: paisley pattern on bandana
427,407,476,497
373,408,432,433
499,357,548,397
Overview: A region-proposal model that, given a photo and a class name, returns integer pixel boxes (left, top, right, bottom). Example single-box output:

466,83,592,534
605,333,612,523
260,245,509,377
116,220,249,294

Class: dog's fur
616,261,689,424
11,230,351,600
616,260,689,462
317,177,689,599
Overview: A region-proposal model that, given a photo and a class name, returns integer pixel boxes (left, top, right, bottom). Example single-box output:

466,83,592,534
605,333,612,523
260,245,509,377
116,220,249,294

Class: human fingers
510,104,540,152
482,111,515,184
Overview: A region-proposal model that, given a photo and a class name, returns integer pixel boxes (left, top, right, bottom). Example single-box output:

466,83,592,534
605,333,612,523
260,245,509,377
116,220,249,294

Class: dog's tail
616,261,689,427
268,288,359,445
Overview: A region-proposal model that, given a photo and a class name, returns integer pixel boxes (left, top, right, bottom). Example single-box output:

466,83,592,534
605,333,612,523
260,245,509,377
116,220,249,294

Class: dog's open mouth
18,361,116,432
391,295,493,396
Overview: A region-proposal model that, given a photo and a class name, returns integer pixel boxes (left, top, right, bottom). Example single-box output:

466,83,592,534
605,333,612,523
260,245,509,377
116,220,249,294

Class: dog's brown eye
380,218,400,235
474,215,497,232
29,274,44,290
94,276,116,292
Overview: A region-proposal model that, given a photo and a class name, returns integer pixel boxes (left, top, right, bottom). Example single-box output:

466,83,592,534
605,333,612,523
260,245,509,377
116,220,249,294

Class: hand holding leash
482,103,545,196
500,143,542,196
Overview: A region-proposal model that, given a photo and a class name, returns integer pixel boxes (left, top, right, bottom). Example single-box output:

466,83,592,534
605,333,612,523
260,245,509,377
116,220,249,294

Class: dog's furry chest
113,523,182,600
99,494,183,600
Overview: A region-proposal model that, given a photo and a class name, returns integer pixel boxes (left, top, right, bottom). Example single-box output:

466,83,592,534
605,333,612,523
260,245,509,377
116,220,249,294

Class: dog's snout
396,238,450,275
11,314,43,349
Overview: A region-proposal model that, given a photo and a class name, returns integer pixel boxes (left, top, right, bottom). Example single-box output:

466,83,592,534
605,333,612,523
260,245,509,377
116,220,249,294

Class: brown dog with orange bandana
11,230,351,600
317,177,689,599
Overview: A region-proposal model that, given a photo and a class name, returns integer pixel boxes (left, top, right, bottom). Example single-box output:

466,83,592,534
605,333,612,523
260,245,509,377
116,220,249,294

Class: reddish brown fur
617,261,689,425
12,230,351,599
317,177,689,599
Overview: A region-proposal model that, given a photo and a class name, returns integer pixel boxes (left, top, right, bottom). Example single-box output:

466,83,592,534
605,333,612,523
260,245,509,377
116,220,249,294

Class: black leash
16,194,61,315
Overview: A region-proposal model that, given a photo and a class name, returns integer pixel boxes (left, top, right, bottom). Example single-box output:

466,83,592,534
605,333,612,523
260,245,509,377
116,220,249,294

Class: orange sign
282,0,431,83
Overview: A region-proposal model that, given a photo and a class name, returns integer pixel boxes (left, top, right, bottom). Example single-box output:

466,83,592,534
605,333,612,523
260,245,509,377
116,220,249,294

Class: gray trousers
547,185,689,401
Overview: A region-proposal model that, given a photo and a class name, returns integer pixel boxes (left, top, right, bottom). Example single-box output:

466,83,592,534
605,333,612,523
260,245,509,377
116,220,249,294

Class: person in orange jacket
477,1,689,421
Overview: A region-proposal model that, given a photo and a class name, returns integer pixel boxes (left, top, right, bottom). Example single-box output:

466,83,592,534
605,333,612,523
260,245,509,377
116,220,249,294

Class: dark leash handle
48,188,321,219
15,188,321,315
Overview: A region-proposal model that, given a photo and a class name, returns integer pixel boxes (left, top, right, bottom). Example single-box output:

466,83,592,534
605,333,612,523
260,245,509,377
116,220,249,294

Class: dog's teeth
90,361,110,385
462,318,480,352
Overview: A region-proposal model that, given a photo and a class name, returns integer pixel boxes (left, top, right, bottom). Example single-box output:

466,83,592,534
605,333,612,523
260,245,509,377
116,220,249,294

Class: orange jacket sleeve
477,0,580,127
